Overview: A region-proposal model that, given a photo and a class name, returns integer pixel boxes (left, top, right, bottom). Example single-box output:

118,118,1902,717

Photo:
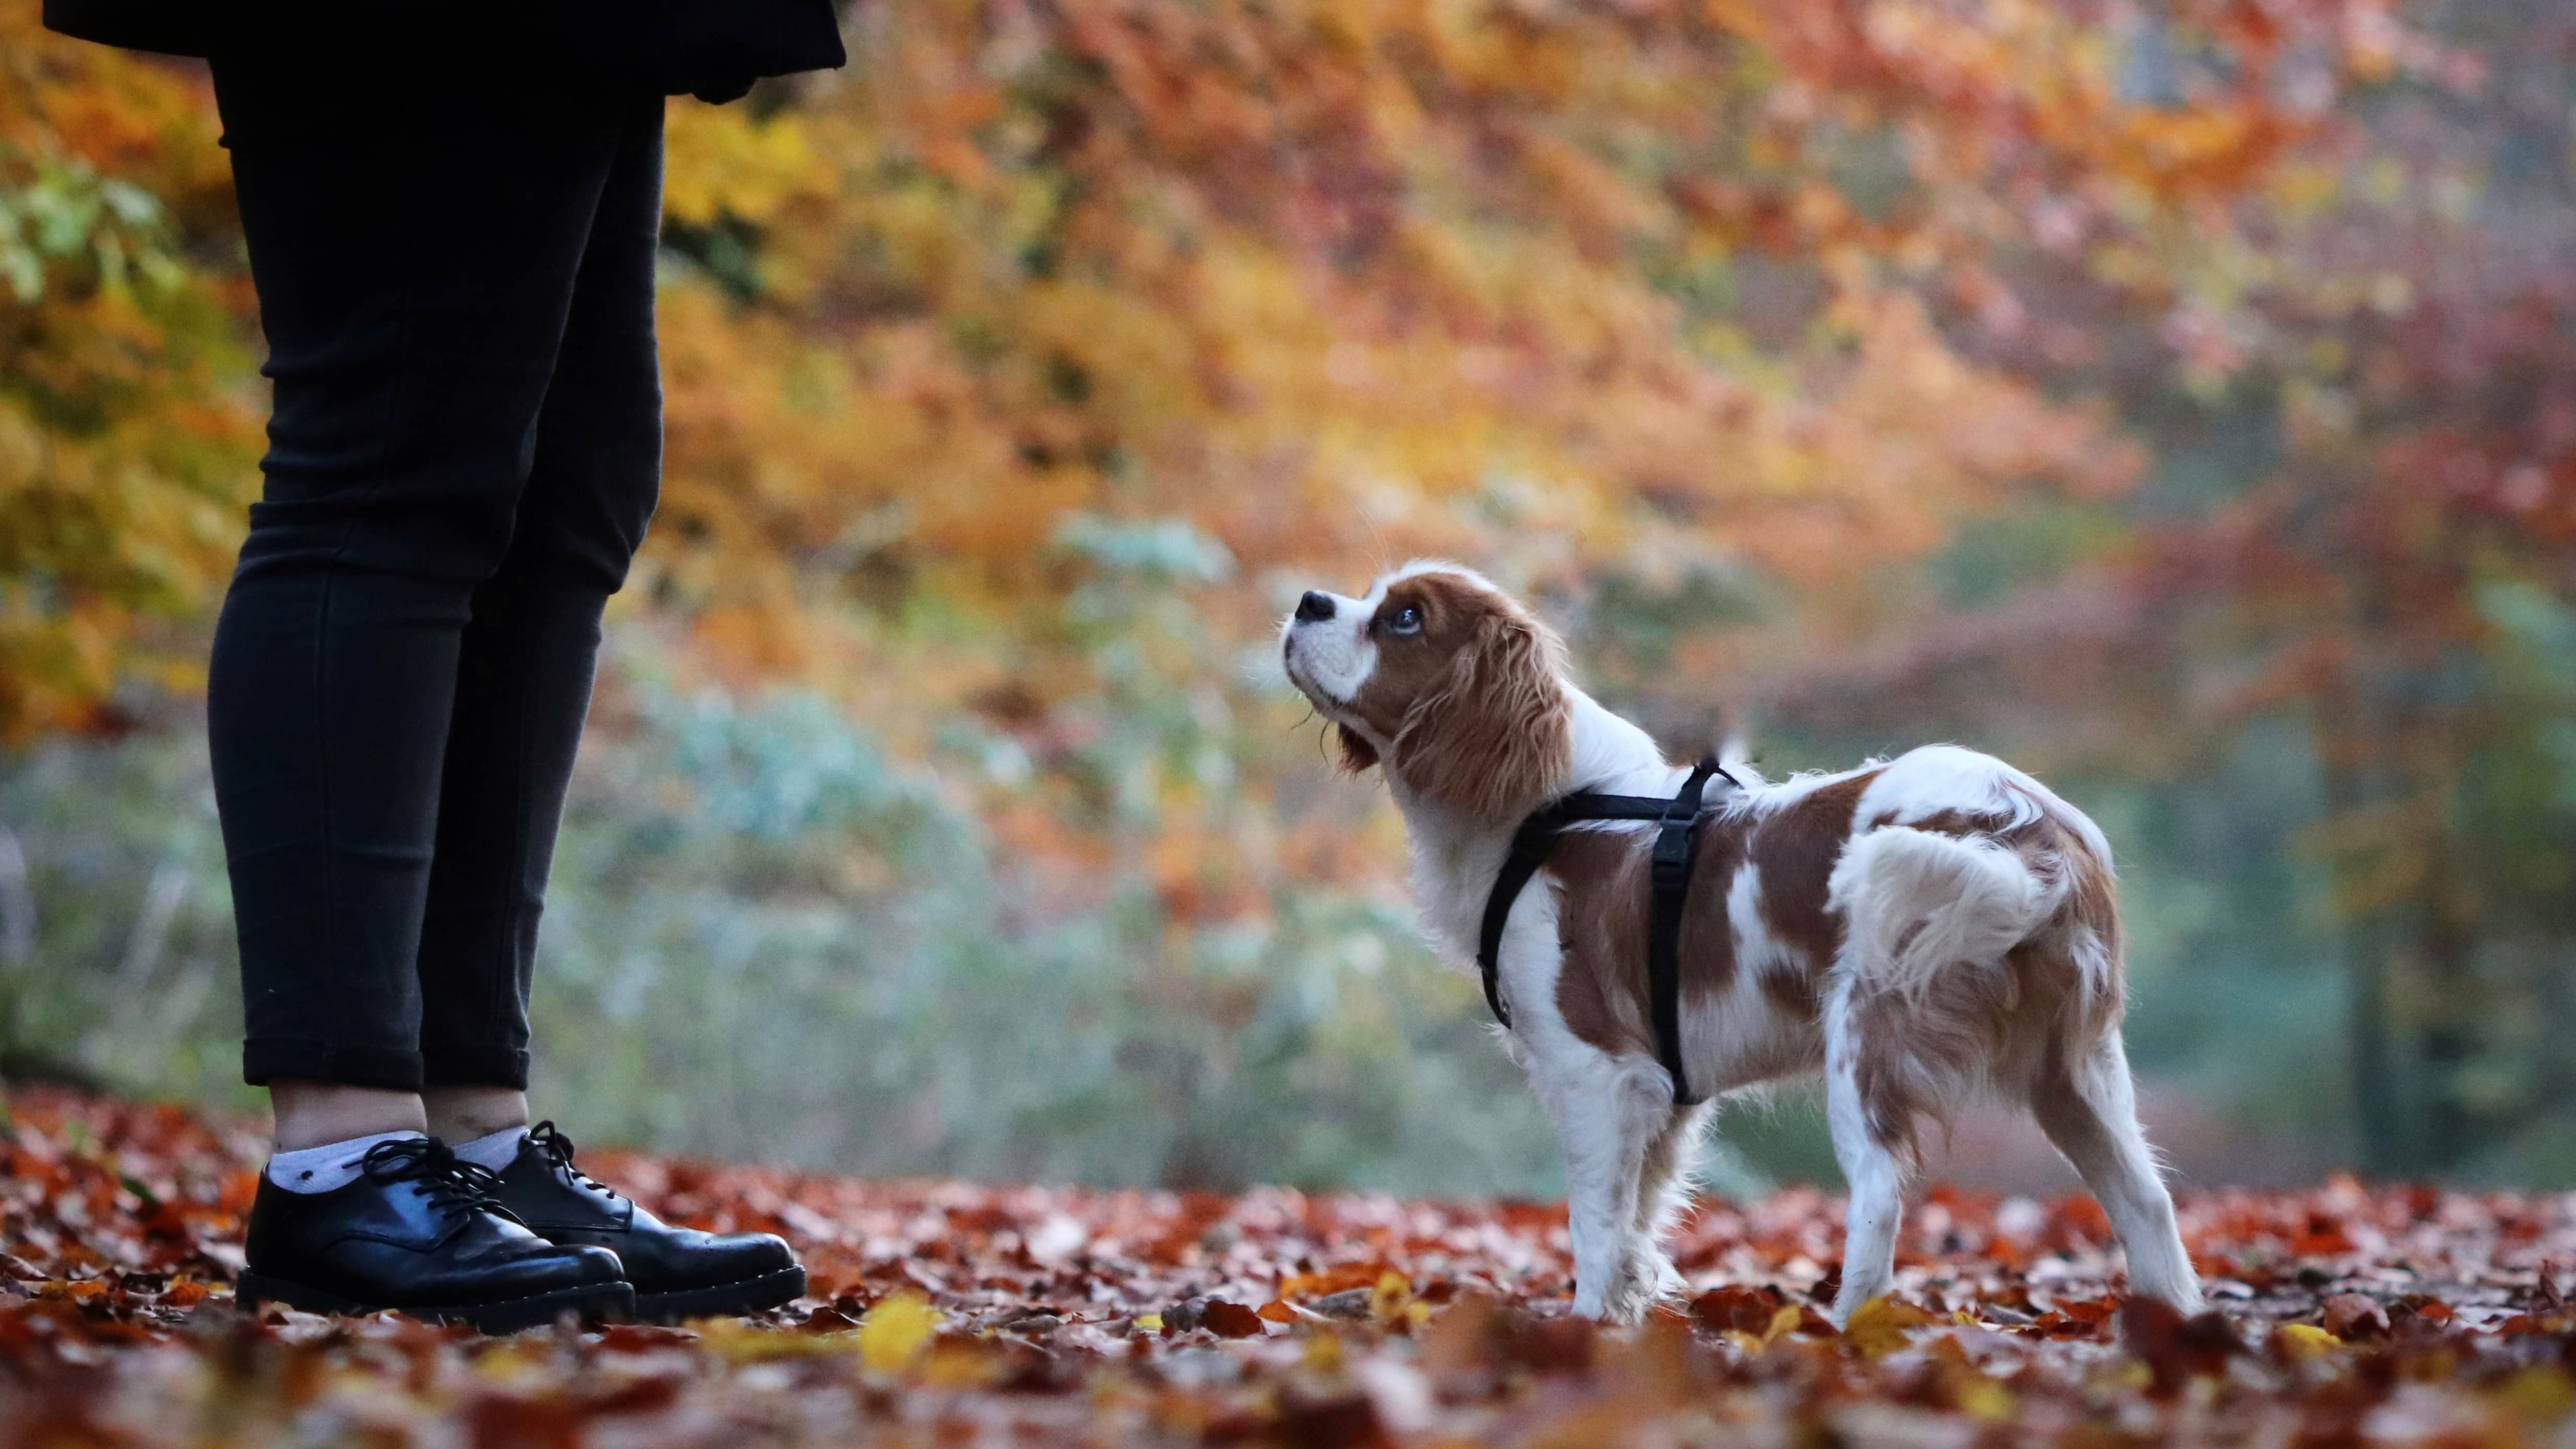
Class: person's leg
417,89,667,1134
269,1083,426,1153
372,93,803,1321
427,1087,531,1149
208,46,642,1114
206,41,651,1329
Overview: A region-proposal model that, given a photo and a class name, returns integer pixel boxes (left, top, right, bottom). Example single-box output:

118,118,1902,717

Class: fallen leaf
858,1292,941,1372
1369,1272,1411,1324
2273,1322,2343,1360
1197,1299,1265,1338
2321,1292,2390,1341
3,1087,2575,1446
1691,1285,1785,1335
2121,1298,2242,1395
1841,1296,1938,1358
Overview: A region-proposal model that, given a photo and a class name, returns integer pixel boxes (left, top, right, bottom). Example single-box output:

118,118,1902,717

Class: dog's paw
1589,1245,1678,1326
2140,1282,2209,1318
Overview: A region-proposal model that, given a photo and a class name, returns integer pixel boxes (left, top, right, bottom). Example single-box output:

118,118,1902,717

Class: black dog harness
1475,754,1740,1106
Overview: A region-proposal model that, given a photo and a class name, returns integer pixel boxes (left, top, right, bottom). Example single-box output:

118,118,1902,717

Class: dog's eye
1384,604,1424,636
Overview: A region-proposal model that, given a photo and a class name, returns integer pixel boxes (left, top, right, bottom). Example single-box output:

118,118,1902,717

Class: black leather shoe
492,1122,804,1322
238,1137,634,1333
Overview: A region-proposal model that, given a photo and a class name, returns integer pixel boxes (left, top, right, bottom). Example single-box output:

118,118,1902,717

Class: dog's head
1281,563,1573,821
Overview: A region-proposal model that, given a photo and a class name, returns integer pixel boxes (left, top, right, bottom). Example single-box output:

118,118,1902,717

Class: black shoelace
359,1136,518,1221
526,1121,624,1205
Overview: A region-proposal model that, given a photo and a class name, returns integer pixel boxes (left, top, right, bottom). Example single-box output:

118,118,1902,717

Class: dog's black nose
1295,590,1335,623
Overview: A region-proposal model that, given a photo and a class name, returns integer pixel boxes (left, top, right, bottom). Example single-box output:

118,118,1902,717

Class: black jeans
208,45,663,1093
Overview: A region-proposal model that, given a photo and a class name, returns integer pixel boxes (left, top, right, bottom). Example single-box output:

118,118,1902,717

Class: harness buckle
1649,826,1693,888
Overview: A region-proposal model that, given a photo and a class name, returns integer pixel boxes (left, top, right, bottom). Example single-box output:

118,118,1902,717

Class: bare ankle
267,1082,426,1153
423,1086,530,1143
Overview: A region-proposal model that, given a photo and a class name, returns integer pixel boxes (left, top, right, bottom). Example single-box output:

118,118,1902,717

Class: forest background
2,0,2571,1199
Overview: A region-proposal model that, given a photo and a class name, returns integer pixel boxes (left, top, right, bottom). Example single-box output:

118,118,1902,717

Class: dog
1281,561,2201,1324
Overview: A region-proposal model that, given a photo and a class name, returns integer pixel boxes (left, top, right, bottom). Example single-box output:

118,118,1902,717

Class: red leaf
1197,1299,1265,1338
1690,1284,1785,1335
2536,1262,2568,1316
2120,1298,2242,1395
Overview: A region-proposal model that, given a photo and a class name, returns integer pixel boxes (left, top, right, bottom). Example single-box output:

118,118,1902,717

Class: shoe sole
236,1272,636,1335
634,1264,807,1323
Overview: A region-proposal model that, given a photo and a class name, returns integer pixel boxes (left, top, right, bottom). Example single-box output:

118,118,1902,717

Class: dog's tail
1825,769,2125,1160
1829,760,2121,1012
1829,827,2052,1003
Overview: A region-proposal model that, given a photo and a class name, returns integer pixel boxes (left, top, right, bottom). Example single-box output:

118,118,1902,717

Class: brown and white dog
1281,562,2200,1324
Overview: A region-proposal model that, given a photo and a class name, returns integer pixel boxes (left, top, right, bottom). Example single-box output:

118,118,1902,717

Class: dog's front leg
1532,1046,1673,1323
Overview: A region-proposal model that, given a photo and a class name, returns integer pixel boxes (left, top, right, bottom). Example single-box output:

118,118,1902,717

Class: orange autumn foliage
0,6,258,739
3,0,2428,738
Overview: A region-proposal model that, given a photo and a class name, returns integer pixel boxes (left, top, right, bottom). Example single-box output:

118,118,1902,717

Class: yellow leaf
2494,1367,2576,1420
1760,1304,1804,1347
922,1341,1001,1389
858,1291,941,1374
1841,1296,1938,1358
694,1319,855,1361
2273,1323,2344,1361
1134,1313,1164,1332
1370,1270,1412,1323
1954,1373,2016,1422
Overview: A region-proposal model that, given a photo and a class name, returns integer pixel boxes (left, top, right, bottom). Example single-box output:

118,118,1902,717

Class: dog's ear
1336,723,1380,772
1393,610,1570,819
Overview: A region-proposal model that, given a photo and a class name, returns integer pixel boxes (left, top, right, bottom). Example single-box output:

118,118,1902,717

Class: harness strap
1648,757,1724,1105
1474,795,1664,1026
1474,754,1737,1106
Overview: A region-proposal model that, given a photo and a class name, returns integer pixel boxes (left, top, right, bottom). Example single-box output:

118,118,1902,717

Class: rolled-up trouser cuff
419,1043,531,1091
242,1038,425,1092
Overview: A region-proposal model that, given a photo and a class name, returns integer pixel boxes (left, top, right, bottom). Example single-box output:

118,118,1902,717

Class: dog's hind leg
1629,1101,1714,1298
1824,979,1911,1324
2028,1029,2202,1312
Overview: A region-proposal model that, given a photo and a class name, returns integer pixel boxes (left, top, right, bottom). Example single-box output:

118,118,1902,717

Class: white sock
265,1130,425,1194
451,1126,529,1174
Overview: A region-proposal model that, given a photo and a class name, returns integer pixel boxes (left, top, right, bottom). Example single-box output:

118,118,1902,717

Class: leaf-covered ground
4,1090,2574,1447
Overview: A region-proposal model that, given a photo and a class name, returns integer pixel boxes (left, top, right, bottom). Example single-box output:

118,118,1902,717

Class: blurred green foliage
4,529,2573,1190
0,540,1616,1197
